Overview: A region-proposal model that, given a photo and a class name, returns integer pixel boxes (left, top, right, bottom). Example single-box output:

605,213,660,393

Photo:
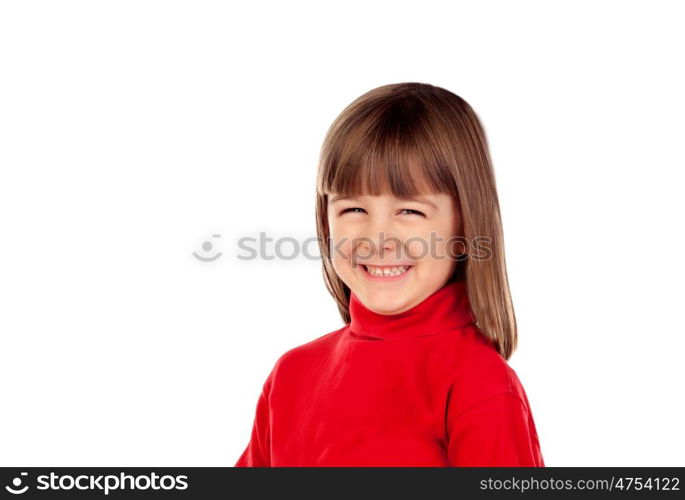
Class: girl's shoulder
280,325,346,361
262,326,347,391
446,325,530,413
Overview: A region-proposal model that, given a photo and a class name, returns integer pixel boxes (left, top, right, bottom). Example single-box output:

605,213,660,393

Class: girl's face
327,191,463,315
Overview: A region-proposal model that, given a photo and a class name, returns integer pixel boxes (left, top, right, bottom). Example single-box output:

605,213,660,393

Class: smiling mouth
361,264,413,278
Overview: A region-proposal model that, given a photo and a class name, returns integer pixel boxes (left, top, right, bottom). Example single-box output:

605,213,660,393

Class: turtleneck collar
347,280,476,340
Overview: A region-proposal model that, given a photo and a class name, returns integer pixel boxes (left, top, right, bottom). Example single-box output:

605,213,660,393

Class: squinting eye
400,209,425,216
340,207,366,215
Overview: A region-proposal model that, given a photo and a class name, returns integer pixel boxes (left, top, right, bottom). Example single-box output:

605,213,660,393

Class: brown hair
315,82,518,360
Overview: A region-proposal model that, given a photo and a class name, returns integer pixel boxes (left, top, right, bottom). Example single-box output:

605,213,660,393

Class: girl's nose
357,219,400,258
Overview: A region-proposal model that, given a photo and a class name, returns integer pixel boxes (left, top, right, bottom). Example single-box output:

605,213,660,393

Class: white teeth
364,265,410,277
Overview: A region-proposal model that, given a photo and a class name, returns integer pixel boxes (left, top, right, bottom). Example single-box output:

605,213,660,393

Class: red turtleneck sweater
234,280,545,467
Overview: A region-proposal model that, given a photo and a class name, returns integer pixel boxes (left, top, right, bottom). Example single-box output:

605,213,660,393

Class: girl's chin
355,279,419,304
360,292,417,315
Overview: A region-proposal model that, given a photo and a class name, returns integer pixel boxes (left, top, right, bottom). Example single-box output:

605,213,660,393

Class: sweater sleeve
234,382,272,467
446,391,545,467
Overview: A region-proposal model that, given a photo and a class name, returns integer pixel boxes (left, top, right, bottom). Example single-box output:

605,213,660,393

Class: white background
1,1,683,466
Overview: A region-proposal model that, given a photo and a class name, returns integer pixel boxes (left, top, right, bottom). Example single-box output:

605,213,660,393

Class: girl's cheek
329,234,354,263
330,221,368,257
406,238,428,261
405,227,446,261
404,230,453,262
433,232,453,260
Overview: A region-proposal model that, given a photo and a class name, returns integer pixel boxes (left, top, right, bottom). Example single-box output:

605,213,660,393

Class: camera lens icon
5,472,29,494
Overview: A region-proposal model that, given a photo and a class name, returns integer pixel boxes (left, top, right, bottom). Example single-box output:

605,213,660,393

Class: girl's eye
340,207,366,215
339,208,425,216
400,209,425,217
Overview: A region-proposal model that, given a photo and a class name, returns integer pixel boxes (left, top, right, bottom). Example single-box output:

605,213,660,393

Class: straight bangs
316,92,458,201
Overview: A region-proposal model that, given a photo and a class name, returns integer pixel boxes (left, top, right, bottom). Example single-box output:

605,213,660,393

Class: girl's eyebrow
329,194,353,204
403,196,438,210
329,194,438,210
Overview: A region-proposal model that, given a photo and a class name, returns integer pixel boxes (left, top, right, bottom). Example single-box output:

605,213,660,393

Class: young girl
235,82,545,467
